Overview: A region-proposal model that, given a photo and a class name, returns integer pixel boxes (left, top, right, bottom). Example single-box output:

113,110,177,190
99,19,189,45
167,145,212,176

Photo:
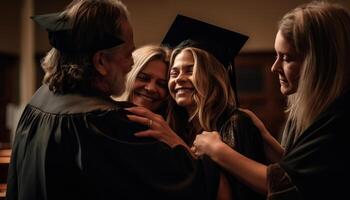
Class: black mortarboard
31,12,124,53
162,14,248,103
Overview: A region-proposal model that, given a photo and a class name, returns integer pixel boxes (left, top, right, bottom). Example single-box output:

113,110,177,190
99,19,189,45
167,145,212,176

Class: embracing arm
193,132,268,194
126,106,234,199
240,108,284,162
125,106,193,153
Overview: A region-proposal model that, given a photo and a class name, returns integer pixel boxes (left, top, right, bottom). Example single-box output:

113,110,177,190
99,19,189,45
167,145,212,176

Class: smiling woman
114,44,170,115
126,15,267,200
168,50,195,109
132,59,168,111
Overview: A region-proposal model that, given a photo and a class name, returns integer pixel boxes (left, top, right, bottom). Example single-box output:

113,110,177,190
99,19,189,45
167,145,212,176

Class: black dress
218,109,267,200
6,85,219,200
267,91,350,200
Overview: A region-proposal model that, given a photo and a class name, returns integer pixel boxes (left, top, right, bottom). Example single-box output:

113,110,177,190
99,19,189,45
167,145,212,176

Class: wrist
209,141,227,162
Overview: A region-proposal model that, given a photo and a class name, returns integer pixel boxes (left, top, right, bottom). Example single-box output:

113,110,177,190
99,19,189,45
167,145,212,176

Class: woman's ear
93,51,109,76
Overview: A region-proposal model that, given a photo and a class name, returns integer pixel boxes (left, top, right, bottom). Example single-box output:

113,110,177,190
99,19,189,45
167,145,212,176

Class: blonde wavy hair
167,47,237,143
114,44,170,101
280,1,350,134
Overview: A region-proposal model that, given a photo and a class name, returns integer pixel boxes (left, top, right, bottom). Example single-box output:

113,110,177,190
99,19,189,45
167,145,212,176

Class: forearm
262,132,285,163
216,172,232,200
240,108,284,162
209,142,268,194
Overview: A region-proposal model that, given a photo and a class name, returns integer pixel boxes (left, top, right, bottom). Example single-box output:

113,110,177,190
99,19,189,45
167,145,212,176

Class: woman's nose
271,59,281,73
175,72,187,83
145,81,157,92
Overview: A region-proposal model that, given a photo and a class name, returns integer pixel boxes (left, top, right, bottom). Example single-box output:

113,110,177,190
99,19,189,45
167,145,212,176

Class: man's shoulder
29,85,130,115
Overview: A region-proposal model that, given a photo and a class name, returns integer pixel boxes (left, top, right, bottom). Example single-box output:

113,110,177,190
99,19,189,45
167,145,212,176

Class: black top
267,90,350,200
218,109,267,200
6,85,219,200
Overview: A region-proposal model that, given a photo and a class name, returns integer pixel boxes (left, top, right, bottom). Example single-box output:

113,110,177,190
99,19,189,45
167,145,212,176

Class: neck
185,104,196,116
92,78,112,97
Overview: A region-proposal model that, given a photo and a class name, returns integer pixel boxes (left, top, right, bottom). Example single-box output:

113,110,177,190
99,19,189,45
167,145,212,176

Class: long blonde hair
167,47,236,143
280,1,350,134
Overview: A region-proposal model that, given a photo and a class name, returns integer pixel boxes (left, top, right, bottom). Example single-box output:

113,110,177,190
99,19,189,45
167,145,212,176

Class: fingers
190,145,203,157
191,131,223,158
126,107,165,126
126,106,162,120
134,131,151,137
128,114,165,131
200,131,221,139
127,114,173,137
127,114,150,127
134,130,159,139
190,145,197,156
190,145,196,152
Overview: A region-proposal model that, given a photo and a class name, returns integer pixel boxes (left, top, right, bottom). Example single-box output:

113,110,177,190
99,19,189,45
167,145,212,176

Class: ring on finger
148,119,153,128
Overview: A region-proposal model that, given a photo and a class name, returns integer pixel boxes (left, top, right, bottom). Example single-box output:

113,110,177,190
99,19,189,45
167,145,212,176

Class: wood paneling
236,52,286,139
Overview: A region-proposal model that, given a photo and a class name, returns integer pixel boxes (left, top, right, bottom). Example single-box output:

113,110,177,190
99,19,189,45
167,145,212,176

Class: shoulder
226,109,254,127
217,109,255,132
218,109,256,145
29,84,132,115
221,108,267,162
26,85,151,142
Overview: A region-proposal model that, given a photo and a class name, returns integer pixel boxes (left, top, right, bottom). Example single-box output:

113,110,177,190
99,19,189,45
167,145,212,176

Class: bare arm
193,132,267,194
125,106,193,153
217,172,232,200
239,108,284,162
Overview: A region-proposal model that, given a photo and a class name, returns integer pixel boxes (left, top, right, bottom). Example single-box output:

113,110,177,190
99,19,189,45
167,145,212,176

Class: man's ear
93,51,109,76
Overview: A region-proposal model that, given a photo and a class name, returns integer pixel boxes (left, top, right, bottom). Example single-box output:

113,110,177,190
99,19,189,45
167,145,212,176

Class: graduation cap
31,11,124,53
162,14,248,103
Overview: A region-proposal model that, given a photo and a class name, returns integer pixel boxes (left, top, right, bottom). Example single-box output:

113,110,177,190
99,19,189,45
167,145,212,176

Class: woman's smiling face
168,50,196,111
131,59,168,111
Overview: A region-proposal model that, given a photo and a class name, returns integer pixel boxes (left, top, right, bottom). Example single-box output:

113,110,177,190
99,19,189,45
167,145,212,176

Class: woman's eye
170,70,178,77
282,55,291,62
137,74,149,81
186,70,193,74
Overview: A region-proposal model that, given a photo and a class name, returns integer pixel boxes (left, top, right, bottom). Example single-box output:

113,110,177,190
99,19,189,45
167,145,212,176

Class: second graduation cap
31,11,124,53
162,14,248,103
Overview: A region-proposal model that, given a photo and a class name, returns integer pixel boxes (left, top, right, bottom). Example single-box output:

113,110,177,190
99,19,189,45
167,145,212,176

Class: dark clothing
267,91,350,200
6,85,219,200
219,109,266,200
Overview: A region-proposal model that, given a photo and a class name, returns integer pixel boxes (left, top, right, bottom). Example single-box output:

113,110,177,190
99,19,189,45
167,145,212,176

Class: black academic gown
6,85,219,200
267,91,350,200
218,109,267,200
